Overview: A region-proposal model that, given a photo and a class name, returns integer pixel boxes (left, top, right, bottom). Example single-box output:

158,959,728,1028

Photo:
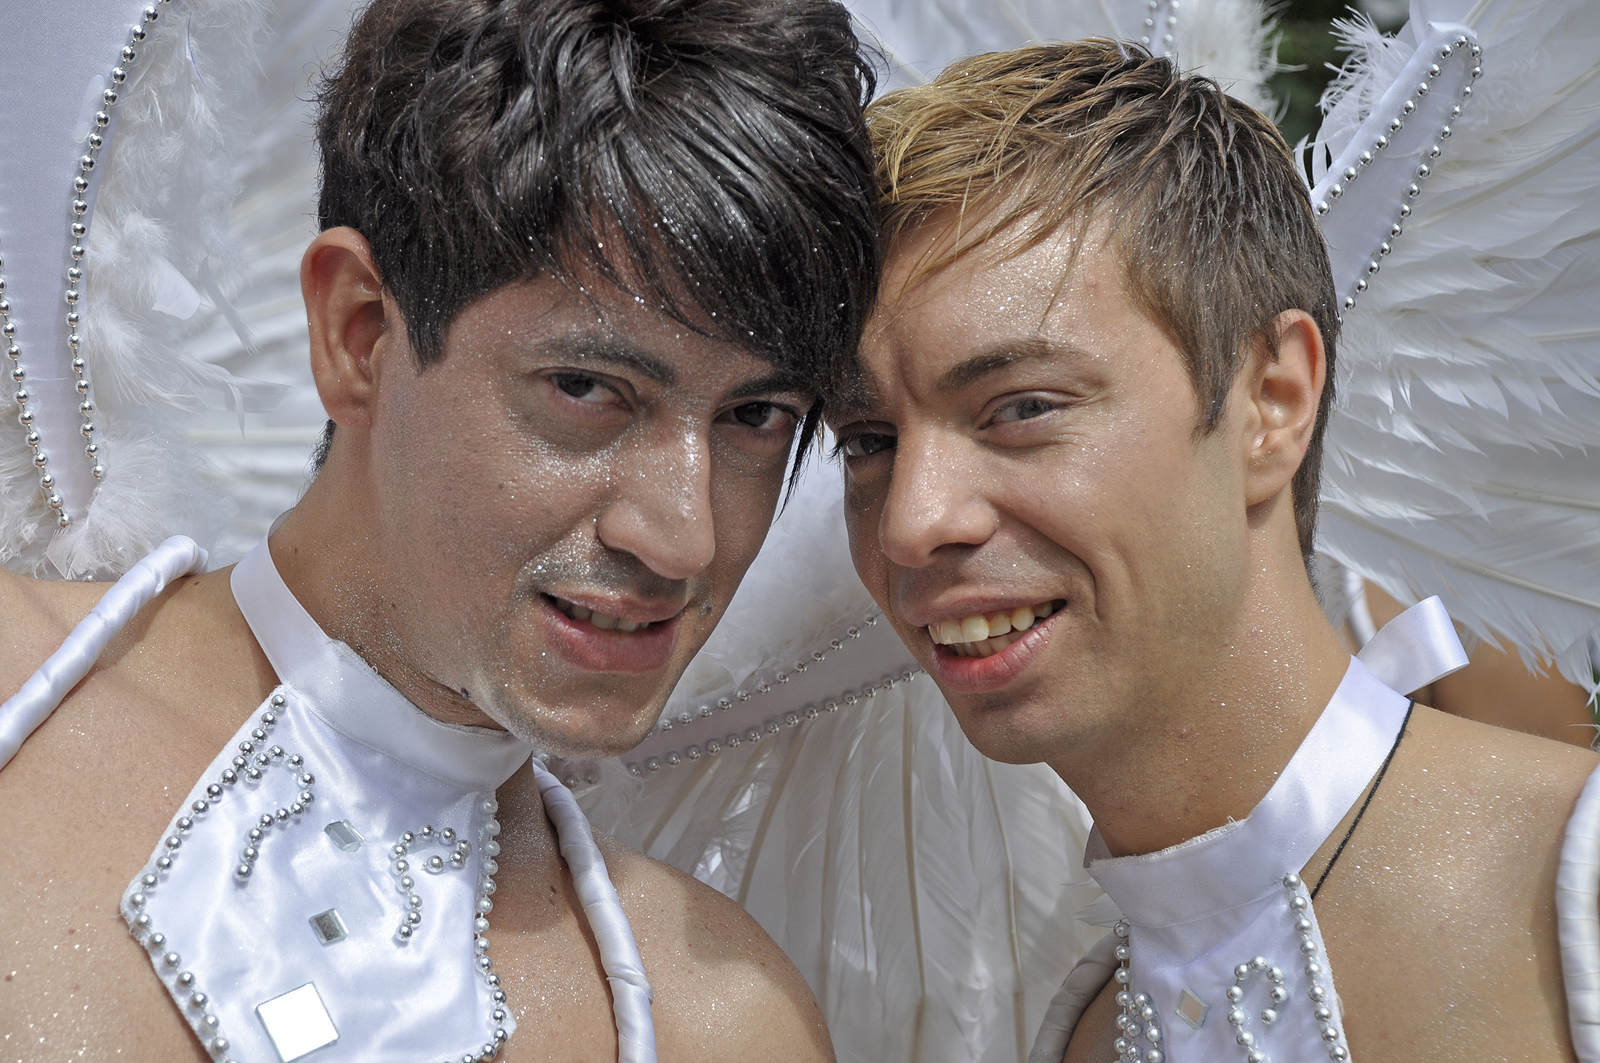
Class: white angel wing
177,0,363,566
1309,0,1600,694
0,0,284,578
848,0,1277,110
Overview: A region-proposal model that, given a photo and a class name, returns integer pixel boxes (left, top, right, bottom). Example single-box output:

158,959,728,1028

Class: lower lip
926,611,1059,694
539,597,679,674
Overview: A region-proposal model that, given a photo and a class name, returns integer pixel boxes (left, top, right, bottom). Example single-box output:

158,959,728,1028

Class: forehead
851,216,1152,406
444,272,807,392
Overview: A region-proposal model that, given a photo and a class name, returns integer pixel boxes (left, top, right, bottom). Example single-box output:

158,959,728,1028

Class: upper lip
544,590,686,626
899,593,1064,629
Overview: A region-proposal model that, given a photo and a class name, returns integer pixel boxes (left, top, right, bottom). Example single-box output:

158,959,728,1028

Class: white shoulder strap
0,535,206,769
1559,760,1600,1061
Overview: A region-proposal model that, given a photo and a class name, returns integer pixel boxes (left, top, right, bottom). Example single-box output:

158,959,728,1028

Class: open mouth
926,599,1064,658
545,594,661,634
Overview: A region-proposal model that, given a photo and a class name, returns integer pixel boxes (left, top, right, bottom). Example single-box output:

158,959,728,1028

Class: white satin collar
1085,655,1403,932
231,539,533,791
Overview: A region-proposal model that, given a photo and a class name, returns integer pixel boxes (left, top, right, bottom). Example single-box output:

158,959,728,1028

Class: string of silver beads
1110,920,1166,1063
390,822,472,940
1224,956,1288,1062
125,691,286,1063
230,702,315,880
625,616,924,775
6,2,173,528
1317,34,1481,312
1138,0,1179,56
1283,872,1348,1061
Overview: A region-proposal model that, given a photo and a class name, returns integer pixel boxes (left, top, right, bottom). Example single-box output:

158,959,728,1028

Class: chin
486,692,663,759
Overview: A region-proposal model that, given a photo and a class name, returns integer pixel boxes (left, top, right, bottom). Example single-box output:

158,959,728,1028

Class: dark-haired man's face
834,219,1257,769
363,275,811,757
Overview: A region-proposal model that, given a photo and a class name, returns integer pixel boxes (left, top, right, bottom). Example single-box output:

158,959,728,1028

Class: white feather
1310,0,1600,693
0,0,281,578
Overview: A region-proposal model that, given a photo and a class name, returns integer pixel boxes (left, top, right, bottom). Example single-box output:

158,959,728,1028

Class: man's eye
726,402,796,432
552,374,611,403
990,396,1058,423
840,432,896,458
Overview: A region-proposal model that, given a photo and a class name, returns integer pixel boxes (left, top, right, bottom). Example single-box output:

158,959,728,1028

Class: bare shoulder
0,564,107,699
1408,703,1597,811
599,835,834,1063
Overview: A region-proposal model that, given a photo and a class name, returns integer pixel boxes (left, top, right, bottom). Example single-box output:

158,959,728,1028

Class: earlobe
302,227,393,430
1244,310,1326,506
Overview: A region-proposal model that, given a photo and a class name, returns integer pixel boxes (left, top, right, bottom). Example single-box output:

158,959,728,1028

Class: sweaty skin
0,230,833,1063
836,214,1598,1062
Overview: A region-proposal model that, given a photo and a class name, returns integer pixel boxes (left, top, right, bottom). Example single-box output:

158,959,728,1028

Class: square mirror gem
309,908,348,946
256,982,339,1062
1175,988,1209,1030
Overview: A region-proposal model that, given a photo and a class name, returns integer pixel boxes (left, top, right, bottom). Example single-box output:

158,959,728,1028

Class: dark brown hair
313,0,880,470
869,41,1338,560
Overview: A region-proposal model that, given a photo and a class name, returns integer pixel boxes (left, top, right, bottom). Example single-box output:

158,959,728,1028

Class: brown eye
841,431,895,457
723,402,796,432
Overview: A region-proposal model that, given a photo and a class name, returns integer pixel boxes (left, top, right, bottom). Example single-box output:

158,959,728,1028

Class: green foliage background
1269,1,1407,146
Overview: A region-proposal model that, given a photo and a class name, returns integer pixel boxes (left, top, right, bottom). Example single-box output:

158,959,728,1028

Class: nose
594,423,717,581
877,431,998,568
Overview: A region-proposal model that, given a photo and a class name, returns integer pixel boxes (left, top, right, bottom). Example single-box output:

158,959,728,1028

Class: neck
1056,561,1351,859
264,470,503,733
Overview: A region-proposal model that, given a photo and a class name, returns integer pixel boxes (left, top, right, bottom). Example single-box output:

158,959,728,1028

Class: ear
1243,309,1326,506
301,227,400,430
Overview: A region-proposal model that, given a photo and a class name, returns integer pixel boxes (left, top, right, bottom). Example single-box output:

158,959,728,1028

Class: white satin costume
0,536,657,1063
1026,600,1600,1063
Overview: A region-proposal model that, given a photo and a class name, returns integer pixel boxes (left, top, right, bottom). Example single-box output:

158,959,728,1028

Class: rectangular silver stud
323,820,363,851
256,982,339,1062
308,908,347,945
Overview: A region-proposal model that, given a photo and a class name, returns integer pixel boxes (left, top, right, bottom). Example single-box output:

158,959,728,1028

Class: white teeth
928,600,1062,646
553,596,644,633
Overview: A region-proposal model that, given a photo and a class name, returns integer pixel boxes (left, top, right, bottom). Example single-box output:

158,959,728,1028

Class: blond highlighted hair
866,41,1337,560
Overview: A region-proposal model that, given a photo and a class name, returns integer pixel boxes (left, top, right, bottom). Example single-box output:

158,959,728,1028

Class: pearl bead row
1110,919,1166,1063
389,822,472,939
125,691,289,1063
1138,0,1180,57
623,614,912,777
1317,34,1481,313
8,5,171,527
1280,872,1348,1061
1223,956,1288,1060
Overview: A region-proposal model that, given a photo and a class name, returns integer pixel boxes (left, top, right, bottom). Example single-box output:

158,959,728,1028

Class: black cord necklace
1310,699,1416,900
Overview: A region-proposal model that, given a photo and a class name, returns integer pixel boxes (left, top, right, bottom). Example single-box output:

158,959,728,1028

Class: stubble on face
349,274,805,758
836,216,1254,771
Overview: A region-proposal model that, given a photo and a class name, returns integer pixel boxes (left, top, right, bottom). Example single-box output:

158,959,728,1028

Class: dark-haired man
837,42,1600,1061
0,0,876,1059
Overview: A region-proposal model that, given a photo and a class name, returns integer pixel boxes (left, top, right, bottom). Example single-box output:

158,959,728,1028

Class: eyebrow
541,336,677,386
725,371,813,403
935,336,1088,393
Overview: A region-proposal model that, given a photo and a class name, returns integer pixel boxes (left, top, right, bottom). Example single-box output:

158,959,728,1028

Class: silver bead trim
1110,920,1166,1063
123,685,280,1061
1136,0,1181,57
622,615,925,776
1328,33,1480,314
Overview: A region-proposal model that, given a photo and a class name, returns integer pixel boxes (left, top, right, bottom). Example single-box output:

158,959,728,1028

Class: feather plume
0,0,281,578
846,0,1276,109
1310,0,1600,693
